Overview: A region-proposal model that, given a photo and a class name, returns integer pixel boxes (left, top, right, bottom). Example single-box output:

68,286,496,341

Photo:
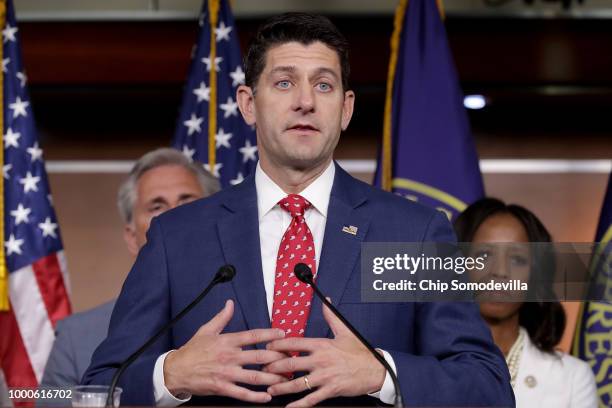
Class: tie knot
279,194,311,218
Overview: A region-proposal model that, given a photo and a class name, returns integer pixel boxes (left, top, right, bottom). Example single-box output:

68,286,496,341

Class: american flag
172,0,257,188
0,0,71,403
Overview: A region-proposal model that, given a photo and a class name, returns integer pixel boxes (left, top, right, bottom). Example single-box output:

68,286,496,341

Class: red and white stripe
0,250,71,395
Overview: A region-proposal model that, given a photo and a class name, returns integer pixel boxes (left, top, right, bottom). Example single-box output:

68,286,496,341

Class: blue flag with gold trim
172,0,257,188
374,0,483,220
573,172,612,407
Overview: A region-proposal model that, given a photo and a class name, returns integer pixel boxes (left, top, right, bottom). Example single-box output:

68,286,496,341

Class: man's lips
287,124,319,132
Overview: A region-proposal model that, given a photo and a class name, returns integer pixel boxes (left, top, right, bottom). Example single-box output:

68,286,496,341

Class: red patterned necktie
271,194,317,355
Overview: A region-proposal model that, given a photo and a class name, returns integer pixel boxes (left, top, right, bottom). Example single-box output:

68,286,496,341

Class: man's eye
276,80,291,89
317,82,332,92
149,205,164,214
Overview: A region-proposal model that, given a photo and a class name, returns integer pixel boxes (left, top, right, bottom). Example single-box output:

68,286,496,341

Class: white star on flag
193,81,210,102
229,66,245,87
38,217,58,238
239,139,258,163
27,142,43,162
16,71,27,87
182,145,195,161
219,96,238,118
4,127,20,148
10,203,31,225
9,96,29,118
229,172,244,186
183,113,203,135
19,171,40,193
2,57,10,73
4,234,24,256
3,23,18,43
215,128,232,149
3,164,12,179
204,162,223,178
202,55,223,72
215,21,232,42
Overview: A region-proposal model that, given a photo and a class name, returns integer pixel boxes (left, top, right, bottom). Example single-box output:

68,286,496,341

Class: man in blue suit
84,13,514,407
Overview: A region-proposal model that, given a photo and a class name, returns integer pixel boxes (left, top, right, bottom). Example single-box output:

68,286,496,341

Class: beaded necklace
505,327,526,389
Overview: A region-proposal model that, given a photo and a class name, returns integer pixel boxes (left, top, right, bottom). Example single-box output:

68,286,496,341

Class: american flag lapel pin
341,225,358,235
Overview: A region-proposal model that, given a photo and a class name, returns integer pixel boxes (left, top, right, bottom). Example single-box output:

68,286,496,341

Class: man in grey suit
38,148,219,403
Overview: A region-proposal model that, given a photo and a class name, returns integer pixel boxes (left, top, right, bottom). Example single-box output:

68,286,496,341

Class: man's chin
282,151,330,170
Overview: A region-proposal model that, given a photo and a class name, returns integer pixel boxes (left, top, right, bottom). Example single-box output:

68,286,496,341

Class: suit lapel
216,178,271,349
305,164,370,340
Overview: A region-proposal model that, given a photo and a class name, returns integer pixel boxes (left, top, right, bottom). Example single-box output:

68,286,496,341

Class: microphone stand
294,263,403,408
105,265,236,406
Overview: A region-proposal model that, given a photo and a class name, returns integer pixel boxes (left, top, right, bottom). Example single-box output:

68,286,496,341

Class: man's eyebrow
268,66,296,75
268,66,340,81
147,196,169,206
312,67,340,81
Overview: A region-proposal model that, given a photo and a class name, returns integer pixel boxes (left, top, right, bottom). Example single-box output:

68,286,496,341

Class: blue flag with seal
573,172,612,407
374,0,483,220
172,0,257,188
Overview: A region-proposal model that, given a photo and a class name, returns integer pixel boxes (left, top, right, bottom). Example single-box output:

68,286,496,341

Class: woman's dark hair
244,12,350,91
454,197,566,353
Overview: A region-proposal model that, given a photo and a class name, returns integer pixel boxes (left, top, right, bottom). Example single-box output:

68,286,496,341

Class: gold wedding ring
303,375,312,391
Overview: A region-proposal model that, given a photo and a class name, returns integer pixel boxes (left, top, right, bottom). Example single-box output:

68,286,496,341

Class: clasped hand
163,299,385,406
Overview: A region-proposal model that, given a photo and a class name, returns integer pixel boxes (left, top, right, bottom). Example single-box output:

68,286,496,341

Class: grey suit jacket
38,300,115,406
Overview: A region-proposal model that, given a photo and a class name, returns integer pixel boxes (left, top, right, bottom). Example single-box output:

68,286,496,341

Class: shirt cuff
153,350,192,406
367,349,398,405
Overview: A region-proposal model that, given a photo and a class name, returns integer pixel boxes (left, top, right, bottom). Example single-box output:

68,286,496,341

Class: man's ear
236,85,256,126
341,90,355,131
123,224,139,256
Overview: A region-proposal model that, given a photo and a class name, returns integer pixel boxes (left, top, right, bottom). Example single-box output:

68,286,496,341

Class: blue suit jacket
84,164,514,406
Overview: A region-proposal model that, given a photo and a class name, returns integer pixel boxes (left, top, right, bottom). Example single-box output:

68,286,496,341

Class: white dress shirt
153,161,397,405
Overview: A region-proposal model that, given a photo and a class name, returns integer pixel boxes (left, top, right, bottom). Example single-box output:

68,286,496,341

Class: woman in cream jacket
455,198,598,408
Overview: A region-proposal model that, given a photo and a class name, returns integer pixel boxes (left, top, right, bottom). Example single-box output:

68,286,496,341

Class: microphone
105,264,236,406
294,263,403,408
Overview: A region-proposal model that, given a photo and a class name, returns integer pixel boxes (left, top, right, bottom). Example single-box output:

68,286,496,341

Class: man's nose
293,82,315,113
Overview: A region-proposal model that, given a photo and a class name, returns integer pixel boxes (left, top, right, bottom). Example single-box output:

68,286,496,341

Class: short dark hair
454,197,566,353
244,12,351,91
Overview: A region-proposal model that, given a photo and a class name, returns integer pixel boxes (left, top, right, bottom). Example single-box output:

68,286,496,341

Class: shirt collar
255,160,335,221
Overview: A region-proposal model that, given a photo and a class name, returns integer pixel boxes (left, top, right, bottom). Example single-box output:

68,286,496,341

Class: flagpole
436,0,446,20
0,0,8,312
207,0,220,170
382,0,407,191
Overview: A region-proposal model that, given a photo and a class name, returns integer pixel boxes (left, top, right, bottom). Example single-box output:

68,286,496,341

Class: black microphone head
294,263,314,284
215,264,236,283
